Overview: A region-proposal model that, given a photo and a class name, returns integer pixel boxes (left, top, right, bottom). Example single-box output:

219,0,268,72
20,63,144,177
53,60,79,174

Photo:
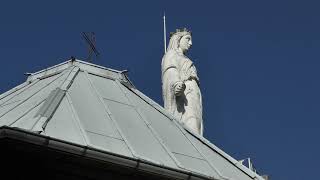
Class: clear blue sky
1,1,319,179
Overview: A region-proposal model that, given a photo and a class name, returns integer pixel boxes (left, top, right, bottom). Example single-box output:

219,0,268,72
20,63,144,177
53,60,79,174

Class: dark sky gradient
1,1,319,179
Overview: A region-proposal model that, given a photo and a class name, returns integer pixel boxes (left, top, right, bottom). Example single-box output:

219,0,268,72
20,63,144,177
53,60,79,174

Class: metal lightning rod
163,12,167,54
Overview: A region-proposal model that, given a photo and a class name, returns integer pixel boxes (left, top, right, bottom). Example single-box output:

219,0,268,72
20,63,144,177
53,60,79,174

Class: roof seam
87,72,116,80
37,67,80,132
173,121,231,180
1,99,22,108
101,97,134,107
9,99,46,127
126,87,255,179
188,130,259,179
127,87,258,179
0,81,30,102
60,66,80,90
115,80,186,170
83,71,137,158
65,92,91,146
172,151,206,161
131,89,177,121
31,67,78,132
0,70,68,119
0,79,40,107
86,130,124,141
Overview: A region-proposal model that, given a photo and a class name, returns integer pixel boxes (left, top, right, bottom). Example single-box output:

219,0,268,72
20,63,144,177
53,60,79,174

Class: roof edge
0,126,218,180
26,59,130,84
73,59,122,73
127,88,264,180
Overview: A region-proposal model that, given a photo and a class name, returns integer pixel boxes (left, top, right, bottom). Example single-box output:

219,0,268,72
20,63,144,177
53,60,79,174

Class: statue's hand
174,82,186,96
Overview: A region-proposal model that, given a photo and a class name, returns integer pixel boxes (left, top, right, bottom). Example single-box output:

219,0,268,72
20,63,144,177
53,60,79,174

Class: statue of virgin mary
161,28,203,135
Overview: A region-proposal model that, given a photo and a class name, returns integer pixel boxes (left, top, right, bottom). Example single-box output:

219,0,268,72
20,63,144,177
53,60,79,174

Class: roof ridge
25,59,126,83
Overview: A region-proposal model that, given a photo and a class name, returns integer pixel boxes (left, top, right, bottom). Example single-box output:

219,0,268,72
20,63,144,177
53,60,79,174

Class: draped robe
161,50,203,135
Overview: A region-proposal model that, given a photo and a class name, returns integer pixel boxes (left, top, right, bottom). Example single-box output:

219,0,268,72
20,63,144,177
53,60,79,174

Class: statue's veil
167,31,191,52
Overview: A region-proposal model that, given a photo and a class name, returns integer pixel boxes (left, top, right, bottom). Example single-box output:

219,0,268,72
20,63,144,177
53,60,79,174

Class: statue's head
167,28,192,54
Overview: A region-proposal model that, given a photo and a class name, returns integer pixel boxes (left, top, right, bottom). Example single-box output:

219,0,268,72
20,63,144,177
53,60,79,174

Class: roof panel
174,153,218,178
88,74,130,105
0,72,69,126
10,101,45,129
0,82,32,105
44,97,86,146
0,60,264,180
186,132,254,180
0,71,66,109
120,84,203,159
68,72,121,139
0,81,41,116
105,99,178,169
86,131,133,158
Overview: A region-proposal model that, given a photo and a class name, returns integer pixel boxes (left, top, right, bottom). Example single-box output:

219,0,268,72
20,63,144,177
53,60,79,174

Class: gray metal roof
0,59,264,180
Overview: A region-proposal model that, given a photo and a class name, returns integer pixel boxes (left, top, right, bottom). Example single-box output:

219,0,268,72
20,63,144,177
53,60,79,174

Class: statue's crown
169,28,192,37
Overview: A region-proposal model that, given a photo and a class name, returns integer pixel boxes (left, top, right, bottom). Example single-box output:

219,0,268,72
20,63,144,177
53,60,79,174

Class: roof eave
0,126,217,180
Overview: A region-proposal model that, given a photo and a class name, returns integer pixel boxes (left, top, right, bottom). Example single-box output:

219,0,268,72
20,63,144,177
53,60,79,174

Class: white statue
161,28,203,135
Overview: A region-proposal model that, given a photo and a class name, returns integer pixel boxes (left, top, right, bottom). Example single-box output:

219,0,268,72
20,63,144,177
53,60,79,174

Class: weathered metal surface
44,98,86,145
88,74,130,105
0,59,265,180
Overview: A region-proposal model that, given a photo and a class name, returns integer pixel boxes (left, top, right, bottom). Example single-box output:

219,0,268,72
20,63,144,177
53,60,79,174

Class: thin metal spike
163,12,167,54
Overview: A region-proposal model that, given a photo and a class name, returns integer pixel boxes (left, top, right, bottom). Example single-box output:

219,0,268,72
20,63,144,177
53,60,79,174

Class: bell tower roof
0,59,265,180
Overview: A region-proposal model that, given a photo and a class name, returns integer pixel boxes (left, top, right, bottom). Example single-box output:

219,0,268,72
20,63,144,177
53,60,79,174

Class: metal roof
0,59,265,180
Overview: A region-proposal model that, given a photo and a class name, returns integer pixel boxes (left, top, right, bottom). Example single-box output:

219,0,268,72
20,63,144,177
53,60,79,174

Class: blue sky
1,1,319,179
